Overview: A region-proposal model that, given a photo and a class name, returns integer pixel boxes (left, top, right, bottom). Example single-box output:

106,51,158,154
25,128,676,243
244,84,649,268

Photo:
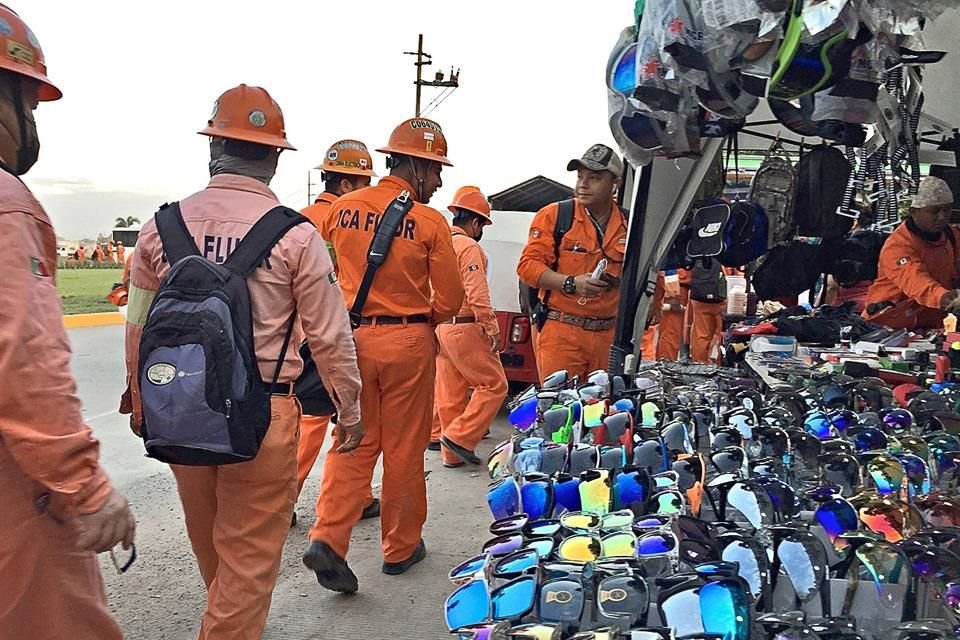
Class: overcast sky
18,1,630,240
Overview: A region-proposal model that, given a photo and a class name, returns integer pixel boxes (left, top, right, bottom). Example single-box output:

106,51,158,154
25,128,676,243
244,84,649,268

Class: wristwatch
562,275,577,295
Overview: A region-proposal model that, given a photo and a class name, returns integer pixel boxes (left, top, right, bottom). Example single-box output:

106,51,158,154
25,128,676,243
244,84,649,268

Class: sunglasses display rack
444,367,960,640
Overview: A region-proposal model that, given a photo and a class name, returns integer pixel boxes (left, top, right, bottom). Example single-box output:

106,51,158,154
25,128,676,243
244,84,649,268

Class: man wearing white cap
864,176,960,330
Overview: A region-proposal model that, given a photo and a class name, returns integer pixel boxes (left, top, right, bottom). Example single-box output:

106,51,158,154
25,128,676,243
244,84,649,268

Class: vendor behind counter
863,176,960,330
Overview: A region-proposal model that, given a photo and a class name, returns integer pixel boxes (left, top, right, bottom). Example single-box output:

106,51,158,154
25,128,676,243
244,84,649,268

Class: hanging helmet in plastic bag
769,0,873,102
696,70,759,119
699,108,746,138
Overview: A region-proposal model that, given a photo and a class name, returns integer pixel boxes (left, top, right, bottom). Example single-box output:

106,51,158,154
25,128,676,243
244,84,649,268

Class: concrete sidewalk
100,430,504,639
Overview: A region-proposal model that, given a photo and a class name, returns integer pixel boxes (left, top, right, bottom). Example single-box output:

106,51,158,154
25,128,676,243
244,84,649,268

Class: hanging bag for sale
748,139,797,246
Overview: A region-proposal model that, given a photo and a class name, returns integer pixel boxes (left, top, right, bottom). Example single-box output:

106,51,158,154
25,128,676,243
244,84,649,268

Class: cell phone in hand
591,259,608,280
599,272,621,288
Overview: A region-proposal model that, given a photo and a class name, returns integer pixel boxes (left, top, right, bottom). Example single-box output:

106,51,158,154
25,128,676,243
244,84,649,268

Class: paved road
69,325,501,639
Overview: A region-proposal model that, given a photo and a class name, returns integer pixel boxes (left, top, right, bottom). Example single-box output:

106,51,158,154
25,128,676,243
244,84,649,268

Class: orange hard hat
198,84,295,150
317,139,377,176
376,117,452,166
0,5,60,101
448,187,492,224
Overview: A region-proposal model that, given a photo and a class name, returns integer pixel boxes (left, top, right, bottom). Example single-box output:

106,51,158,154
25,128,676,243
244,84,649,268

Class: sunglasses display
453,365,960,639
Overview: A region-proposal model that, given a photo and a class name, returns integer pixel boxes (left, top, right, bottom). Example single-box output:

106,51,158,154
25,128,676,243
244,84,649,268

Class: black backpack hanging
690,258,727,303
686,201,730,260
831,230,888,286
794,145,854,239
752,241,823,299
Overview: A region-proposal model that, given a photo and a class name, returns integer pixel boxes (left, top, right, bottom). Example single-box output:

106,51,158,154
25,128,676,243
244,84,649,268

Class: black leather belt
268,382,295,396
357,314,430,325
443,315,477,324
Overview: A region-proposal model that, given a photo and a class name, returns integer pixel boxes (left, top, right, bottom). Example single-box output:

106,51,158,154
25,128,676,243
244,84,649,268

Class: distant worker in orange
640,272,665,360
657,268,691,360
436,187,509,468
688,260,738,363
76,243,86,262
305,117,463,592
116,240,125,264
518,144,627,381
295,138,379,525
124,84,364,639
864,176,960,329
0,6,135,638
107,240,116,263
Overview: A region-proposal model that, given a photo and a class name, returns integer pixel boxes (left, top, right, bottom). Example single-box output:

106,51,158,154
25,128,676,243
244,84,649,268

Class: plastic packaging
726,275,748,315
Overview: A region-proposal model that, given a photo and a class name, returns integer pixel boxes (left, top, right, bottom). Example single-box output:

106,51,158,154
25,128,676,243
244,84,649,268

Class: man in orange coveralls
435,187,509,468
295,138,379,526
518,144,627,382
689,263,739,363
0,5,135,637
864,176,960,330
124,85,364,640
304,117,463,593
657,268,690,360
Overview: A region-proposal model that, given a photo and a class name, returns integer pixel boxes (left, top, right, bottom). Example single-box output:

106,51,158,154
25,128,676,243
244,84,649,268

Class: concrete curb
63,312,124,329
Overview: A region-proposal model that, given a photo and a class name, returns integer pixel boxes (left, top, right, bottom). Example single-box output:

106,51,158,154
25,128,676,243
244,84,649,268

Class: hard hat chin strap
407,156,427,203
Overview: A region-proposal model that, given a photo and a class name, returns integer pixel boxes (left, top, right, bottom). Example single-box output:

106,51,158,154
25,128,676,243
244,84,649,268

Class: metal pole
415,34,424,116
608,161,653,375
307,170,312,207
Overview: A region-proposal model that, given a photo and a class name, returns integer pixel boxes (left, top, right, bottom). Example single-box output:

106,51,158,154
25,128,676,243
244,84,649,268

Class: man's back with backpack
122,84,363,640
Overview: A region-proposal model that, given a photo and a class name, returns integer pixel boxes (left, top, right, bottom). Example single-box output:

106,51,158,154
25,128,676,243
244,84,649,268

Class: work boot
427,441,441,451
302,541,358,594
443,461,465,469
440,435,481,465
361,498,381,520
382,540,426,576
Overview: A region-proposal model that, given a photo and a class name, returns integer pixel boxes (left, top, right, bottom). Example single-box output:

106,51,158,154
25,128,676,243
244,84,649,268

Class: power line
420,86,454,118
422,86,457,119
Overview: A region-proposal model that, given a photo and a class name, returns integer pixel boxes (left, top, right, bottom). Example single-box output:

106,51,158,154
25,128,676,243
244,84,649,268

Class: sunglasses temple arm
703,487,722,522
819,573,832,619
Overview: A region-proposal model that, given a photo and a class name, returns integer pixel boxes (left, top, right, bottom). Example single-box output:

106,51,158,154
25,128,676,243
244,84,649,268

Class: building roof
489,175,573,212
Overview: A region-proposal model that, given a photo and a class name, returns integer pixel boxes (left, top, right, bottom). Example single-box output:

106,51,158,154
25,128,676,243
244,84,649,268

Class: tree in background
114,216,141,228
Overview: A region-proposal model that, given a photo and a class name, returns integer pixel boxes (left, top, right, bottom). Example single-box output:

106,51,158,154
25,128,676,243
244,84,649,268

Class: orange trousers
641,324,657,361
689,300,725,363
435,323,509,466
296,415,373,506
171,395,300,640
657,289,689,361
535,320,614,383
310,322,434,563
0,444,123,640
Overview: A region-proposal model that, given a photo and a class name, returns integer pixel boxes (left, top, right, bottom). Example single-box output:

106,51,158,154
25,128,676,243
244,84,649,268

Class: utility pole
404,34,460,117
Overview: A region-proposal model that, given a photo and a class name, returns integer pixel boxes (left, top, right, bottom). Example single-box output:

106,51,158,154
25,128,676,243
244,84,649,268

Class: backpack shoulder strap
155,202,201,265
349,191,415,326
225,206,310,277
553,199,576,263
539,198,577,310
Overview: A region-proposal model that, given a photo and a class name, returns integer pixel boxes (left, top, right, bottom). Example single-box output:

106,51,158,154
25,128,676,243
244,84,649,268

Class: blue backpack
138,202,309,466
720,201,769,267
